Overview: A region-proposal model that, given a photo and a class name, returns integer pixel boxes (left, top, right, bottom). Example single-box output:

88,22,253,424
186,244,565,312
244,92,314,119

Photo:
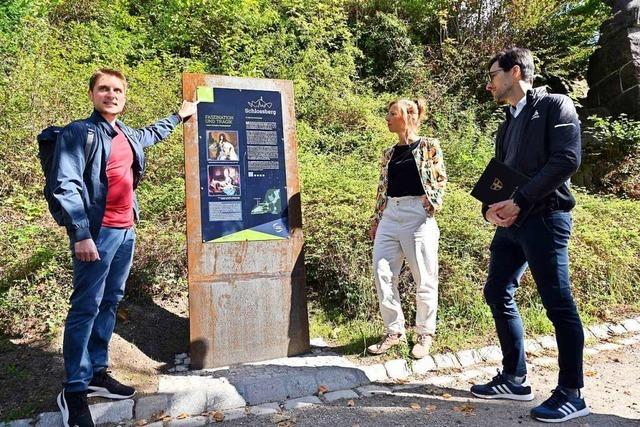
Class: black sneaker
530,388,590,423
88,370,135,399
57,389,95,427
470,369,534,401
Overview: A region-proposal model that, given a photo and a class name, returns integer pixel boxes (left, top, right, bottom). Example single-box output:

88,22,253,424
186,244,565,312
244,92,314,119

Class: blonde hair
388,98,426,131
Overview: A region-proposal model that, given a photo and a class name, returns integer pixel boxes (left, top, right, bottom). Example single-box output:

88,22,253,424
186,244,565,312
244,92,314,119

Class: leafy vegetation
2,1,637,360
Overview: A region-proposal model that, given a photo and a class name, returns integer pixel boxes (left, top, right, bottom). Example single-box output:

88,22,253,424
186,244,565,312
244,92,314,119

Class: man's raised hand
178,100,198,121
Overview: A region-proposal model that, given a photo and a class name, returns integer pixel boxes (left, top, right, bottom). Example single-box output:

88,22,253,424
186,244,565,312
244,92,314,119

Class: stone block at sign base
167,390,207,417
314,367,369,394
135,394,169,421
90,400,134,425
205,378,246,411
236,377,288,405
282,373,318,400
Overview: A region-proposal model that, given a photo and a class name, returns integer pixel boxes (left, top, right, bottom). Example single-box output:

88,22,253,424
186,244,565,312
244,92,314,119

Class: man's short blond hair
89,68,127,91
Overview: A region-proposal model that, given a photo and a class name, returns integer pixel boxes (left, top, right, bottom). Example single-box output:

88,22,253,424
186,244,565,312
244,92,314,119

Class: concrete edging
7,316,640,427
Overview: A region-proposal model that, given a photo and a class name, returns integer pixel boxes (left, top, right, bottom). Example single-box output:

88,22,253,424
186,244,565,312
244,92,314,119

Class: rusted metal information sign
183,74,309,368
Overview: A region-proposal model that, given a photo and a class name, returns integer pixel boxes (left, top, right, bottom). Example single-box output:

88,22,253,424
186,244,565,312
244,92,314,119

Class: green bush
0,0,637,346
580,114,640,198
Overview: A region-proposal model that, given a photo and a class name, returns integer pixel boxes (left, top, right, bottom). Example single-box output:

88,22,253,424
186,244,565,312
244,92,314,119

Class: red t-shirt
102,125,134,228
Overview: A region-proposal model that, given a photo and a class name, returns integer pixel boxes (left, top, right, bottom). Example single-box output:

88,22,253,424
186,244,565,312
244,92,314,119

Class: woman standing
368,98,447,359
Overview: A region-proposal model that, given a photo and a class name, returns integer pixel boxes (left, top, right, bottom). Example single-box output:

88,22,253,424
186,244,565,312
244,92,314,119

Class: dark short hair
488,48,534,83
89,68,127,91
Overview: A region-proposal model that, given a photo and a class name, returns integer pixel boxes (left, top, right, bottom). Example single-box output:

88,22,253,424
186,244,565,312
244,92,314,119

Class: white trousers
373,196,440,335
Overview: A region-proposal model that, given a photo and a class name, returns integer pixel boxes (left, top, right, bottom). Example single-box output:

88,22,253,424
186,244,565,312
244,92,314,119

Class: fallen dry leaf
442,393,452,399
346,399,355,407
212,411,225,422
395,378,410,384
453,403,475,415
426,404,437,412
116,307,130,323
134,420,147,426
275,417,297,427
585,370,597,377
176,413,189,420
272,414,292,423
318,384,329,395
409,402,421,410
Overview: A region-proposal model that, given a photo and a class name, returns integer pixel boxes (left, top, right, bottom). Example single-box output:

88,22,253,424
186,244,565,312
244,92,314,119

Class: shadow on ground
114,296,189,366
0,335,63,421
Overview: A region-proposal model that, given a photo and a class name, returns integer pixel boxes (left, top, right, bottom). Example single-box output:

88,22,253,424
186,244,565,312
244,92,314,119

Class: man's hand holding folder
486,199,520,227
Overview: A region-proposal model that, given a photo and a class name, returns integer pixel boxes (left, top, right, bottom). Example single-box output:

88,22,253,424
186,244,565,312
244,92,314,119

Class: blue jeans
63,226,135,392
484,211,584,388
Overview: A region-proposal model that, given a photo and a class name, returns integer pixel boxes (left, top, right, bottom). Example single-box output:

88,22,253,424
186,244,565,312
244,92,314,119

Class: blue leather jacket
51,109,181,242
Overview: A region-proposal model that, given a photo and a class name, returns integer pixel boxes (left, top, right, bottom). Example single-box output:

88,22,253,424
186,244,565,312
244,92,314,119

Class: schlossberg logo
245,97,277,116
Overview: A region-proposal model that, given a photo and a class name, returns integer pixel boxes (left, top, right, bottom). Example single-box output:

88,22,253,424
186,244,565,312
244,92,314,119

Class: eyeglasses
487,68,504,82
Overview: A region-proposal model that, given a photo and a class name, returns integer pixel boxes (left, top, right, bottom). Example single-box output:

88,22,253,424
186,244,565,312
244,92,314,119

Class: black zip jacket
482,87,581,220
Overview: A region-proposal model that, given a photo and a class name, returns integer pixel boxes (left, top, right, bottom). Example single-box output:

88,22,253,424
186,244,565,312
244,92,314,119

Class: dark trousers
484,211,584,388
63,227,135,392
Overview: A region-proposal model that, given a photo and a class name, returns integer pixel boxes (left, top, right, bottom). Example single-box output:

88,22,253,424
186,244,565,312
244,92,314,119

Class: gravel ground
221,342,640,426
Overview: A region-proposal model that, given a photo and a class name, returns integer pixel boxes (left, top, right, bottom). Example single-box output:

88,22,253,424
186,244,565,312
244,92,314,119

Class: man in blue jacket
469,48,589,423
53,68,196,427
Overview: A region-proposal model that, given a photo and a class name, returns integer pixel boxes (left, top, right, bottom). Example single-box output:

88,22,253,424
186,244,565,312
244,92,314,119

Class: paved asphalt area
222,342,640,426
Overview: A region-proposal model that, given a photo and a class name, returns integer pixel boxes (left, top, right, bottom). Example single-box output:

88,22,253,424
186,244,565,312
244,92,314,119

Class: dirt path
0,299,188,421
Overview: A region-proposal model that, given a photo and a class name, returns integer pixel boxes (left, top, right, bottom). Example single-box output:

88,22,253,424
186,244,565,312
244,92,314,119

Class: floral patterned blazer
371,137,447,225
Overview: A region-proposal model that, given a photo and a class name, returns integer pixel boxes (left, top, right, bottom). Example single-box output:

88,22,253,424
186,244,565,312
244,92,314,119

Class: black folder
471,158,530,205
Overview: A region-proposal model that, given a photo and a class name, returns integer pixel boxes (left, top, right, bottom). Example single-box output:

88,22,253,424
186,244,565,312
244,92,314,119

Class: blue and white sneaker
530,388,590,423
470,370,534,401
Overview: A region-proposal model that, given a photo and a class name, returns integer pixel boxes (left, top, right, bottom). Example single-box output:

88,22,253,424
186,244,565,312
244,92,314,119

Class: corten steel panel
182,74,309,369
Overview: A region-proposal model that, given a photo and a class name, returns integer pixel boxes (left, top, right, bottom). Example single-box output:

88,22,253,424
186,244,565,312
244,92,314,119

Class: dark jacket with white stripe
483,87,581,220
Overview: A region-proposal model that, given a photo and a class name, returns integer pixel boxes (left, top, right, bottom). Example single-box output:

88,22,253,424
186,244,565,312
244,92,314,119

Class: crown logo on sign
491,178,503,191
248,97,273,109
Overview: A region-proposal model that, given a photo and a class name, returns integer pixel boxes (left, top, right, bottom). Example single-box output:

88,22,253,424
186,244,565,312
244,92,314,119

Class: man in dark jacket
53,68,196,427
469,48,589,423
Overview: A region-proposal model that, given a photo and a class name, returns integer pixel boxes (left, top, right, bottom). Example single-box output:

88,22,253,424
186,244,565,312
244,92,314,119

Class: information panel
183,74,309,369
197,88,289,242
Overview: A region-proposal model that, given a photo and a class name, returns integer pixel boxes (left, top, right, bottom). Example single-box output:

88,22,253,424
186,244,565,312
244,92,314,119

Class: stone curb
11,317,639,427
